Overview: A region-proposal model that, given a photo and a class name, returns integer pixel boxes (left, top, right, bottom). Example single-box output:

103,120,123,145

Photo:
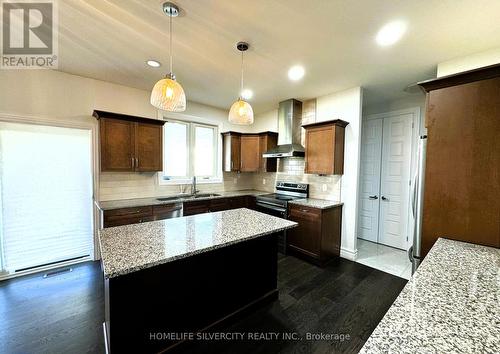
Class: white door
358,119,383,242
378,114,413,249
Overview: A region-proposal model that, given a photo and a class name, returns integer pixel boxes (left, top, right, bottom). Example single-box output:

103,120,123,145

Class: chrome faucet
191,176,198,196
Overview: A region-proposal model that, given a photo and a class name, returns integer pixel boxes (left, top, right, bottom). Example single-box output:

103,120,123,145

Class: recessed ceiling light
241,89,253,100
376,20,407,46
146,60,161,68
288,65,305,81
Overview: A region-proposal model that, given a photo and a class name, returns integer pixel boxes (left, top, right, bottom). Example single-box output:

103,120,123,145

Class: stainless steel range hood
262,99,304,158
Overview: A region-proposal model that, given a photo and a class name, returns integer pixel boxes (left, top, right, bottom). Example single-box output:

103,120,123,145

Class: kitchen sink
156,194,189,201
156,193,220,201
193,193,221,198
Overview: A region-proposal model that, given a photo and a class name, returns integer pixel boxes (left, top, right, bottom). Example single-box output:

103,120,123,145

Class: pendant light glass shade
228,41,253,125
151,2,186,112
150,76,186,112
228,99,254,125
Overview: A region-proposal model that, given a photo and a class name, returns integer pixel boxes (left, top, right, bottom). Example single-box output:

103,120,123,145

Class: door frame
0,111,98,279
358,107,421,251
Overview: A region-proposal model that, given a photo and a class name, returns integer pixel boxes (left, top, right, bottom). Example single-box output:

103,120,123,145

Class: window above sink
159,116,223,185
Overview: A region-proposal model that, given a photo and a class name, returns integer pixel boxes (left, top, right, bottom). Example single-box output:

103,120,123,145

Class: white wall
363,94,426,136
316,87,363,260
252,109,278,133
0,69,258,201
437,47,500,77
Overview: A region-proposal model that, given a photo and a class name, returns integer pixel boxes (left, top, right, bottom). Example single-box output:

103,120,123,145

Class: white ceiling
58,0,500,113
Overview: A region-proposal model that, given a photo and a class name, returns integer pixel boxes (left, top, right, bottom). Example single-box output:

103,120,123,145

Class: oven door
255,200,288,254
255,201,287,218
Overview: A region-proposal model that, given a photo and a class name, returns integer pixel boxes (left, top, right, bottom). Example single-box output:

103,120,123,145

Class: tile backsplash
99,172,254,201
251,158,341,200
99,158,341,202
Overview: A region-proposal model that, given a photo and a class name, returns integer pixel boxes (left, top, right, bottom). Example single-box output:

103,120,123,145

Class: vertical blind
0,122,93,273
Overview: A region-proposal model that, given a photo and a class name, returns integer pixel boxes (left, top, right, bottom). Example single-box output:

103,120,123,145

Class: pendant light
150,2,186,112
228,42,254,125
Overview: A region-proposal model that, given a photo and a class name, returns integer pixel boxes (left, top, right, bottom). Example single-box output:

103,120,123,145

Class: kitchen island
360,238,500,354
99,208,297,353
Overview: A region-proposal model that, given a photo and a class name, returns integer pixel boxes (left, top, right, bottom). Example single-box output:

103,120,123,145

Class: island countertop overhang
98,208,297,279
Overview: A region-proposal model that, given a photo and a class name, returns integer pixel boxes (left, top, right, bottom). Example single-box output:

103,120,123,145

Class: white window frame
159,115,222,185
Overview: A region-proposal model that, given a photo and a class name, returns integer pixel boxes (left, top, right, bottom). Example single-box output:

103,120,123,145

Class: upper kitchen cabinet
240,134,260,172
259,132,278,172
94,110,165,172
222,132,241,172
303,120,349,175
222,131,278,173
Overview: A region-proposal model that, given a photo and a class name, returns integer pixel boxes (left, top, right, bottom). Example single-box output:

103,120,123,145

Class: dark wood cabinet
222,132,241,172
209,198,230,212
240,135,261,172
303,120,348,175
103,206,154,228
102,203,182,228
183,200,210,216
135,122,163,172
287,204,342,266
102,195,257,226
419,65,500,255
222,131,278,173
259,132,278,172
98,118,135,171
94,110,165,172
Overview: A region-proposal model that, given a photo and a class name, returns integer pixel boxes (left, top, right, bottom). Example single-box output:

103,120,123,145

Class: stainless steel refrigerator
409,135,427,274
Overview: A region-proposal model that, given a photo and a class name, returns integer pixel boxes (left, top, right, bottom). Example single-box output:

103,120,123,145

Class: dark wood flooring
0,255,406,354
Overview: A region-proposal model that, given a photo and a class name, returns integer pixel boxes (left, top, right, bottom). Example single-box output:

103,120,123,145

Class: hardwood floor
0,255,406,354
0,262,104,354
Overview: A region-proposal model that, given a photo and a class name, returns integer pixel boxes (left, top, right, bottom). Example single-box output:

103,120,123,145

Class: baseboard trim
340,247,358,261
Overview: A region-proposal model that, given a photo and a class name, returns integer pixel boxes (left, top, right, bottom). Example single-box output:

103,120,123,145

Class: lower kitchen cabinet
102,203,181,227
287,204,342,266
184,196,253,216
102,195,258,227
183,200,210,216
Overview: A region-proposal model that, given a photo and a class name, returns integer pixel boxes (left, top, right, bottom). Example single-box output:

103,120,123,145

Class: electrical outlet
262,178,266,185
322,184,328,192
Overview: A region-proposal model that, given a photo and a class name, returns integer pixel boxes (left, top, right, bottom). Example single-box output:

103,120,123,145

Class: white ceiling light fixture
228,42,254,125
146,60,161,68
376,20,407,47
150,2,186,112
241,89,253,100
288,65,305,81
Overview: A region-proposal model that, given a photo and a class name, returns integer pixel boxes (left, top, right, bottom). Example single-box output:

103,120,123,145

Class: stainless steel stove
255,182,309,253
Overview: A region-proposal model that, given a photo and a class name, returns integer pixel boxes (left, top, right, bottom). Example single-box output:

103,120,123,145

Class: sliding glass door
0,122,93,276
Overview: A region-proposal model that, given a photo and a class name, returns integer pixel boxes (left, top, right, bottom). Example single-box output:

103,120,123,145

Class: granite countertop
360,238,500,354
98,208,297,279
288,198,343,209
96,189,268,210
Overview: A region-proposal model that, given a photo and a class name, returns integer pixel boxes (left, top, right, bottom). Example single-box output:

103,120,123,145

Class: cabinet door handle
381,196,388,201
135,158,139,168
368,195,378,200
231,161,234,170
131,157,135,168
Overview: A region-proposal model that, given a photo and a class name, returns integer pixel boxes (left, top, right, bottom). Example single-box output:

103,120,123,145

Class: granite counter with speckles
96,190,268,211
288,198,343,209
99,208,297,278
360,238,500,354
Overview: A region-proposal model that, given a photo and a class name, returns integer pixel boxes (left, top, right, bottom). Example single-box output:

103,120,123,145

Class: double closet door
358,112,414,250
